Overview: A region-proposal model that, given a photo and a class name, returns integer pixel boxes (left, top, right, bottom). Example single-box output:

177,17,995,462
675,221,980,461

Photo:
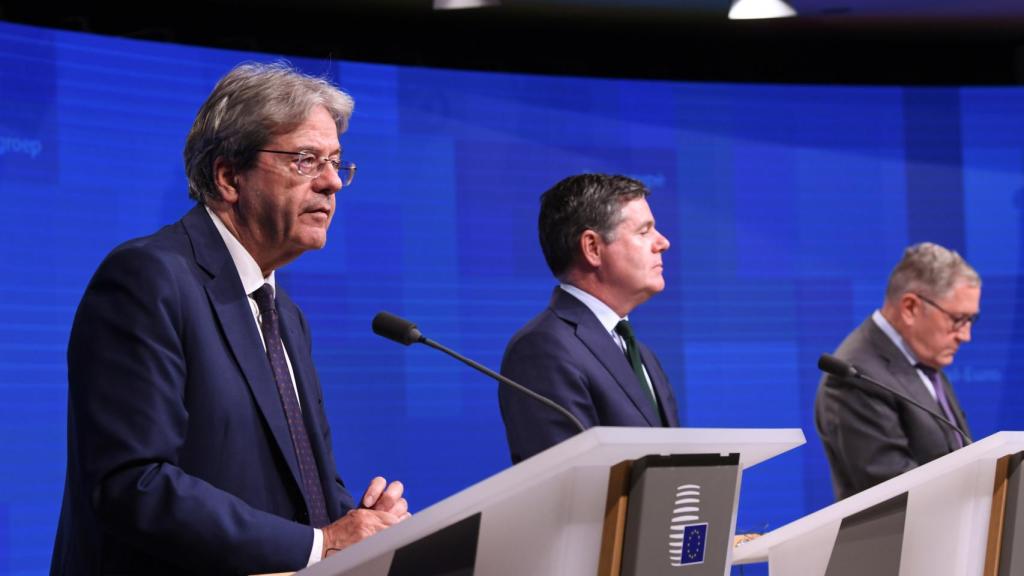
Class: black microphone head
372,311,424,346
818,353,858,378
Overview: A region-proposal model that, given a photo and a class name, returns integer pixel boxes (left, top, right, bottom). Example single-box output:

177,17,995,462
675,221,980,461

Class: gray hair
885,242,981,302
184,61,354,204
538,173,650,278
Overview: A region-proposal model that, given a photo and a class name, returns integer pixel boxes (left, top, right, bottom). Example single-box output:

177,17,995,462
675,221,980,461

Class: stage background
1,19,1022,575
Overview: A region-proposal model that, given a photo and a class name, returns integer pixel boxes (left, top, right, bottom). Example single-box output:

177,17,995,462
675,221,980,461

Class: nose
955,322,972,343
315,167,343,195
655,230,670,252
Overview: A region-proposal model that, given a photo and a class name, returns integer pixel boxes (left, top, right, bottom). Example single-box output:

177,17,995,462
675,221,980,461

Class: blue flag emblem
670,484,706,567
680,522,708,566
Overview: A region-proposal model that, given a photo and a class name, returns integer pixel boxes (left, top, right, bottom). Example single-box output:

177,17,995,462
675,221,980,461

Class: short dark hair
538,173,650,278
184,61,354,204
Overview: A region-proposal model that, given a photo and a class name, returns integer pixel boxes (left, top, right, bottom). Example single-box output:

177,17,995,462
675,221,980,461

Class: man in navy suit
816,243,980,499
52,63,408,575
499,174,680,464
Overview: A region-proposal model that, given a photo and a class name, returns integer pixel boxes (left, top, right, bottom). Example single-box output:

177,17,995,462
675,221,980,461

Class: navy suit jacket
499,287,680,463
51,205,355,575
815,316,972,500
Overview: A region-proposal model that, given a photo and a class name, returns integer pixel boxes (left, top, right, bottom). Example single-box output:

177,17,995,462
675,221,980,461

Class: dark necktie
915,363,964,449
614,320,659,414
252,284,330,528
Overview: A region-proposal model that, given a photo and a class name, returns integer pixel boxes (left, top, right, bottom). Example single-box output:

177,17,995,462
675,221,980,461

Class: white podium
299,427,805,576
733,431,1024,575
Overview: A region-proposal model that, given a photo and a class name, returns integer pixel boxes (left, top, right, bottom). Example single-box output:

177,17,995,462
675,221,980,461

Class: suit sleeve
816,373,920,494
68,245,313,574
499,329,598,463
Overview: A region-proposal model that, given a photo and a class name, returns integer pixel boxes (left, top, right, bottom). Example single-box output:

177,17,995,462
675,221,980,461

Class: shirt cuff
307,527,324,567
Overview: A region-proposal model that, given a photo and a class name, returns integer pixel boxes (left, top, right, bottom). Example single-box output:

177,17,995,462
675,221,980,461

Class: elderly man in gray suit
815,242,981,500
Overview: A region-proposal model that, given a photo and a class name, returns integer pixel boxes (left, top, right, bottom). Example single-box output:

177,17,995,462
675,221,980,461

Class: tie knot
915,362,938,379
615,319,635,342
252,283,276,315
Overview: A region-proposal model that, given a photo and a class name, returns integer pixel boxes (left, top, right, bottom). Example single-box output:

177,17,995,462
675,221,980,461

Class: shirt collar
559,283,627,335
205,206,276,296
871,309,919,367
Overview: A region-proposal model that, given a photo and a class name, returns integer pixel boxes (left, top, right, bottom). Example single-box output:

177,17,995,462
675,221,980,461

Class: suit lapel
276,294,320,428
550,289,662,426
182,206,305,492
866,320,963,448
276,291,339,512
638,344,676,426
938,371,972,442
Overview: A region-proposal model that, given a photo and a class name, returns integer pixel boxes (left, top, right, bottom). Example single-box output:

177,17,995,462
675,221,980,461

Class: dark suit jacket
815,316,971,500
51,205,355,575
499,287,680,463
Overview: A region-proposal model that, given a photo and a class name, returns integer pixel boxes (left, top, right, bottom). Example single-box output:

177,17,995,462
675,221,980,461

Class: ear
213,157,241,204
898,292,921,325
579,229,603,268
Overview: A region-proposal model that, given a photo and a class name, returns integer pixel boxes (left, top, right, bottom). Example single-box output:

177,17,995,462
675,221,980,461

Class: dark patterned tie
252,283,330,528
614,320,660,415
916,363,964,449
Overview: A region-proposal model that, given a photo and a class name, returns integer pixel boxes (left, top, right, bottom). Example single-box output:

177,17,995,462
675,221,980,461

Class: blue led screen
1,19,1023,575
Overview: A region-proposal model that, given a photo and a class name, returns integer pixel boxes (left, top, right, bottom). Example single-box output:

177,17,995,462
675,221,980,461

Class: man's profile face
235,105,342,268
904,281,981,368
597,197,670,312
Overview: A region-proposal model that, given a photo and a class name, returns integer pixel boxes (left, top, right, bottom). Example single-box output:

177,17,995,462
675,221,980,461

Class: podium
299,427,804,576
733,431,1024,575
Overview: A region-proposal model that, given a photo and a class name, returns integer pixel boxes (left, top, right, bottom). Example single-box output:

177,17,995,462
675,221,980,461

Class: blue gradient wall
1,20,1022,575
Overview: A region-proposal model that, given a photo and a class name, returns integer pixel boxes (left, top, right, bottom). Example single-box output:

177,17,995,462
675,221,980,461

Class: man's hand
322,477,409,558
733,532,762,547
361,477,410,517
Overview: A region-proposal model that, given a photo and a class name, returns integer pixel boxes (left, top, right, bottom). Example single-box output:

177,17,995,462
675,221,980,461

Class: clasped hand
322,477,410,558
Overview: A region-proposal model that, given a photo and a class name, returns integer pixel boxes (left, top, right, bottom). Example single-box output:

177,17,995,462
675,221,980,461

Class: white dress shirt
206,206,325,566
871,309,939,401
559,283,658,407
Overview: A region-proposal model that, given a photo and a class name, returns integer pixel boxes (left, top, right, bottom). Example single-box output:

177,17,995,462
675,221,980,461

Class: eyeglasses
258,149,356,187
914,293,979,331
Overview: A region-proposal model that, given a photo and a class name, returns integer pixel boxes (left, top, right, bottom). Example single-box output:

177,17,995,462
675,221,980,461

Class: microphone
372,311,585,433
817,353,970,446
372,311,424,346
818,353,857,379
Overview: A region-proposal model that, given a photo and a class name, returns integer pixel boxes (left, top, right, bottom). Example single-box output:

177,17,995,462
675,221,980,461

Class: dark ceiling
3,0,1024,85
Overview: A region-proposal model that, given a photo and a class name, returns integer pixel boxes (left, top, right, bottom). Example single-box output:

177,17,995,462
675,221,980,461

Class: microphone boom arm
818,353,969,446
371,311,585,434
420,337,586,434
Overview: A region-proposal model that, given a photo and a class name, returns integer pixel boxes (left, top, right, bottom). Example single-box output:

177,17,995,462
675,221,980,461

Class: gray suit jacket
814,316,971,500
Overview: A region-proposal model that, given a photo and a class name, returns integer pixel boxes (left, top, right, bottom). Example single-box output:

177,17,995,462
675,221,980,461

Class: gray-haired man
815,242,980,500
52,62,407,575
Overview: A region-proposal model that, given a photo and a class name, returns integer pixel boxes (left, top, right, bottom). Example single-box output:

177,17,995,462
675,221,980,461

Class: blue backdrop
2,19,1023,575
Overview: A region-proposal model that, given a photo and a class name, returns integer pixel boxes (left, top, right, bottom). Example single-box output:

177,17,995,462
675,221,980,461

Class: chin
298,231,329,250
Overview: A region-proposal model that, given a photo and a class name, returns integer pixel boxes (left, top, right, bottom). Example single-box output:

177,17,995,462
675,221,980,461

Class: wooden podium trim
983,454,1012,576
597,460,633,576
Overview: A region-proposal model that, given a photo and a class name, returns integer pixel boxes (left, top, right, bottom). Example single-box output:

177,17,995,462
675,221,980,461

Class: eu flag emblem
681,522,708,566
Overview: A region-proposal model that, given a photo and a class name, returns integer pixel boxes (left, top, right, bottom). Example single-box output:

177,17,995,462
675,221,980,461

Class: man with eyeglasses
815,242,981,500
52,63,406,576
